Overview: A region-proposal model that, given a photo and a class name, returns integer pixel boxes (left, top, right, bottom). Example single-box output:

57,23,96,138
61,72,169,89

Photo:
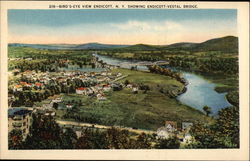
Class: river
94,54,232,115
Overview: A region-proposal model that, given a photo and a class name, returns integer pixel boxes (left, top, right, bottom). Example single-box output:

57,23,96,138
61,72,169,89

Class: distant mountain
192,36,238,53
119,44,160,51
8,43,77,50
9,43,129,50
116,36,238,52
9,36,238,52
162,42,197,50
74,43,129,49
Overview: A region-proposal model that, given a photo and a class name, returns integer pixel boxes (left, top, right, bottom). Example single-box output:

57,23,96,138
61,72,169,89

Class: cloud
8,18,237,45
111,20,183,32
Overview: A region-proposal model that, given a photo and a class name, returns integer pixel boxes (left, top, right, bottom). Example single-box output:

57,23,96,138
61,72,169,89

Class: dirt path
56,120,156,135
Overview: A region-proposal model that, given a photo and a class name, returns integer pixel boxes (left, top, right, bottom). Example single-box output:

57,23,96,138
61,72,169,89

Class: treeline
9,113,180,149
168,56,238,75
9,56,93,72
8,47,93,72
148,65,187,85
97,50,238,75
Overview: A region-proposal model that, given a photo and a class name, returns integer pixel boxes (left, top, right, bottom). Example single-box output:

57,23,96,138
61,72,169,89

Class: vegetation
203,106,212,116
8,46,93,72
189,106,239,148
8,35,239,149
8,129,23,149
58,68,212,130
10,113,182,149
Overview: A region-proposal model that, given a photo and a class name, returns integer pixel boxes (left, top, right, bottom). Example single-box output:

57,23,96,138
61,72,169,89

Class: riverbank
171,66,238,107
55,68,213,131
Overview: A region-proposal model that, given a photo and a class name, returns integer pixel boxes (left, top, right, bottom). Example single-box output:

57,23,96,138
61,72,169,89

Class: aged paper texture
0,1,249,160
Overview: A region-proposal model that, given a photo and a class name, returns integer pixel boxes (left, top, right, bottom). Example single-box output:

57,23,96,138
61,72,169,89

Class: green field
57,68,212,130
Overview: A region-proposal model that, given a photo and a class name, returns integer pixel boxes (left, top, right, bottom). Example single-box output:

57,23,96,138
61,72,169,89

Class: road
56,120,156,135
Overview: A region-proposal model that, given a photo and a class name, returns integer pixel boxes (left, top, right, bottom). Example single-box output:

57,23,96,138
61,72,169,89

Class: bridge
118,60,169,66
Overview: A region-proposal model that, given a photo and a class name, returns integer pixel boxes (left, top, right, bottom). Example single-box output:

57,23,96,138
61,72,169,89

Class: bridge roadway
119,61,169,66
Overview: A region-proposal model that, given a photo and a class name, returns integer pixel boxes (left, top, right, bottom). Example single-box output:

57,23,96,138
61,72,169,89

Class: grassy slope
57,68,212,130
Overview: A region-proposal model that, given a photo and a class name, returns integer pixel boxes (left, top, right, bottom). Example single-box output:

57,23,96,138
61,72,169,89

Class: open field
56,68,212,130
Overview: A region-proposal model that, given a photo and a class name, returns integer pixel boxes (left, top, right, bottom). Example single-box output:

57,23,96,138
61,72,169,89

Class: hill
118,44,161,51
9,36,238,52
162,42,197,50
74,43,129,49
192,36,238,53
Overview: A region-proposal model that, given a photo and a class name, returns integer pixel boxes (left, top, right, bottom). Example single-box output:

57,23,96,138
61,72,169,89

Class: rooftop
8,108,32,117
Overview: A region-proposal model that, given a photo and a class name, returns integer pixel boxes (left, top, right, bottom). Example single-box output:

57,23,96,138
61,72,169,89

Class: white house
156,121,178,139
66,104,73,109
96,93,106,101
103,84,111,92
13,85,23,92
132,86,139,93
183,133,193,144
76,87,87,95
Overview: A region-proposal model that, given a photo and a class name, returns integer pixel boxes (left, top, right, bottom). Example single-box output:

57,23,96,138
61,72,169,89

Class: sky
8,9,237,45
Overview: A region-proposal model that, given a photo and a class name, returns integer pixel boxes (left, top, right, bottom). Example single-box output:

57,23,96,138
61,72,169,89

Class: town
8,51,197,149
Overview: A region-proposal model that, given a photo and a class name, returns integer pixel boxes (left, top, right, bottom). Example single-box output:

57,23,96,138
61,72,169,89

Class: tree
23,114,63,149
75,129,94,149
190,106,239,148
155,136,180,149
61,128,78,149
135,133,151,149
124,80,130,86
203,105,212,116
9,129,23,149
53,102,59,110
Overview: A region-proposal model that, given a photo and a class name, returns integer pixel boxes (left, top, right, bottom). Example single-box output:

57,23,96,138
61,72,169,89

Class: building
157,121,178,139
182,122,193,132
181,122,194,144
103,84,111,92
8,108,32,140
76,87,87,95
165,121,177,132
13,85,22,92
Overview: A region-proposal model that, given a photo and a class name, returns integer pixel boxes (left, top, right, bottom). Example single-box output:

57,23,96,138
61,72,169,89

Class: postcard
0,1,249,160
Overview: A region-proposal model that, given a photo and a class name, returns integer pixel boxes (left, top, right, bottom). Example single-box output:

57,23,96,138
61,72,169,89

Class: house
103,84,111,92
156,121,178,139
126,84,133,88
26,83,33,87
35,82,43,88
157,126,176,139
76,87,87,95
96,93,106,101
117,72,122,77
165,121,177,132
182,122,193,132
183,133,193,144
44,110,56,116
20,81,28,86
132,86,139,93
8,108,32,140
180,122,194,144
66,104,73,109
101,72,107,76
52,97,62,103
14,85,23,92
